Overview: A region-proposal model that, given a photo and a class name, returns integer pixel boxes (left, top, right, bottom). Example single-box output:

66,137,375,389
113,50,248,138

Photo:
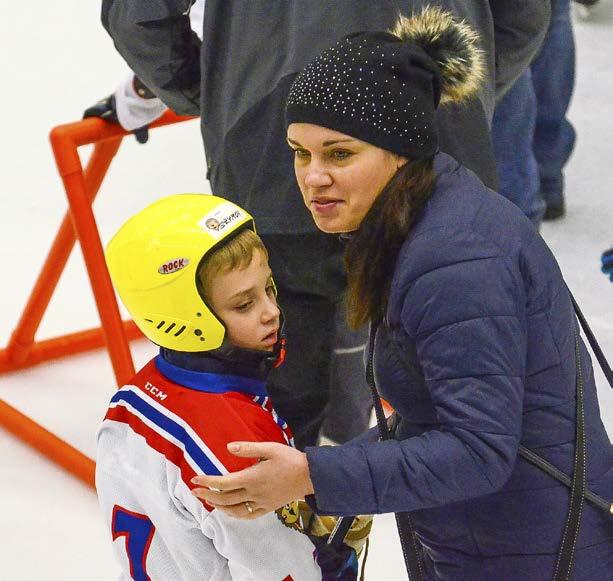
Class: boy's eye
235,300,253,312
266,284,276,297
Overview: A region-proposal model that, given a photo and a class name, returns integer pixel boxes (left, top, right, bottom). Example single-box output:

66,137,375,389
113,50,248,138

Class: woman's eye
293,148,310,159
331,150,352,161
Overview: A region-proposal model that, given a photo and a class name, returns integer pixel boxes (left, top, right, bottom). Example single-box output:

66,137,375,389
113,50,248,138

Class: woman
192,7,613,579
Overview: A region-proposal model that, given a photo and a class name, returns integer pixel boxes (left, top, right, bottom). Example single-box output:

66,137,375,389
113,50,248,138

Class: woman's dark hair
344,157,436,329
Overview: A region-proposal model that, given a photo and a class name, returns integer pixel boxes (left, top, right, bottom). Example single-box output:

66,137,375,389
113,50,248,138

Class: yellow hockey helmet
105,194,254,352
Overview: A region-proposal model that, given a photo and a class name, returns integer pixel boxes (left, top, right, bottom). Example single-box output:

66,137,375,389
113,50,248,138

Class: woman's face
287,123,406,233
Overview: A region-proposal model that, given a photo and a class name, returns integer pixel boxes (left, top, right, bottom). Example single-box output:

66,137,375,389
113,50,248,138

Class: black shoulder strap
551,330,587,580
366,321,425,580
568,290,613,389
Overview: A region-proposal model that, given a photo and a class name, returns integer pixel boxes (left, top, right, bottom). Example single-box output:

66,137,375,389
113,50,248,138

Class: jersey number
112,505,155,581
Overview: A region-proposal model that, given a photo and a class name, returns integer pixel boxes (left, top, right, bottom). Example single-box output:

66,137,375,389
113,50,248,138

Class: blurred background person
491,0,576,225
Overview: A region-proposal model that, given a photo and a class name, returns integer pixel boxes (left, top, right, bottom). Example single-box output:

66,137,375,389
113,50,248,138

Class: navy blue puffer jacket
306,153,613,580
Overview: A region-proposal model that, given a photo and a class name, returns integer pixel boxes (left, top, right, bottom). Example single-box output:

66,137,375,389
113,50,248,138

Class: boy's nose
262,297,281,322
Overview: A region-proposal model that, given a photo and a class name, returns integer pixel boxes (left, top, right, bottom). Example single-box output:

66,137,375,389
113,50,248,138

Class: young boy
97,194,332,580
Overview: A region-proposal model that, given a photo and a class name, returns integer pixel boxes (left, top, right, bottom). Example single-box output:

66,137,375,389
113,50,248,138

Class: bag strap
568,290,613,389
366,321,425,581
551,330,587,580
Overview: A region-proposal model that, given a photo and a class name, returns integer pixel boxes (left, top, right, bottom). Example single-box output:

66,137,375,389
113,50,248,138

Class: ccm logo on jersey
144,382,167,401
158,258,190,275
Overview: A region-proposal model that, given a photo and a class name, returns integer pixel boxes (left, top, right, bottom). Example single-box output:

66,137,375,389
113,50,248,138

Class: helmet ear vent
143,319,186,338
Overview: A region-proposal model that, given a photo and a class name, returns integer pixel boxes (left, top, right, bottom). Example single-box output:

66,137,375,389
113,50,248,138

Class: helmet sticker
199,202,246,240
158,257,190,275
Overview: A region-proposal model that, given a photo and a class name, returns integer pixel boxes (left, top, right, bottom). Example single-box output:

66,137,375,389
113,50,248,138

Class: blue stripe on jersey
110,389,223,476
155,356,267,396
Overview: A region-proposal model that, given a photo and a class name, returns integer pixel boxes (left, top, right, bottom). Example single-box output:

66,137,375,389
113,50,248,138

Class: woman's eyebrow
287,137,356,147
322,138,355,146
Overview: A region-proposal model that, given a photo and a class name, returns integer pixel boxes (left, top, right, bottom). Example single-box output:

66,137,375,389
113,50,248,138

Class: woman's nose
303,164,333,188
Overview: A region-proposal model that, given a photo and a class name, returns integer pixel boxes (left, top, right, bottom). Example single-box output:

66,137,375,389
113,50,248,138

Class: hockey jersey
96,355,321,581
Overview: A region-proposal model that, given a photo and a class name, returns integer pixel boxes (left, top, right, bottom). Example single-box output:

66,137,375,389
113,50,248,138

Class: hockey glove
298,501,372,580
83,74,167,144
601,247,613,282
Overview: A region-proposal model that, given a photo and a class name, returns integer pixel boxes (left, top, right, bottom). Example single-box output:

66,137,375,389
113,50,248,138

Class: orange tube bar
0,320,142,373
0,399,95,489
4,138,122,367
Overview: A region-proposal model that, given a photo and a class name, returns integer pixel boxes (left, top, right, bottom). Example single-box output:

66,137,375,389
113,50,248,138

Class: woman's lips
311,199,342,214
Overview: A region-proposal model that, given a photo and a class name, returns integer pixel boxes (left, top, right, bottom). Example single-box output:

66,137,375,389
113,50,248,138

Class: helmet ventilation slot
145,319,186,337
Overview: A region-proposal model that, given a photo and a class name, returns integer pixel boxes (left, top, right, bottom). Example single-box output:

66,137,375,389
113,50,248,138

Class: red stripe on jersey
105,405,215,512
128,360,291,472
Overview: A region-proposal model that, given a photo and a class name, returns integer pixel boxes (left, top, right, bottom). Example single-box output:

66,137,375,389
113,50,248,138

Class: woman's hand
191,441,315,519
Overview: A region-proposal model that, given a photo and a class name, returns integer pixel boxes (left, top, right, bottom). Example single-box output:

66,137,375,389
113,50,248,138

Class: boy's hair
198,227,268,300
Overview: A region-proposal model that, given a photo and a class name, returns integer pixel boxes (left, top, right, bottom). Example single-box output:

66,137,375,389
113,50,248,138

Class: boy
98,194,343,580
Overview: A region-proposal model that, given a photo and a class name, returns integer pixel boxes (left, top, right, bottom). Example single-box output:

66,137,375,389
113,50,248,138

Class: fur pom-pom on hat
390,6,484,105
286,7,485,159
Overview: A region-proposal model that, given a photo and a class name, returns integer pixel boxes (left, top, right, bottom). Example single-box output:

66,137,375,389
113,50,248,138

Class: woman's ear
396,155,409,169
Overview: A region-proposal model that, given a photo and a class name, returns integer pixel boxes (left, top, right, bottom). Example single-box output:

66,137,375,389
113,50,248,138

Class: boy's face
207,250,280,352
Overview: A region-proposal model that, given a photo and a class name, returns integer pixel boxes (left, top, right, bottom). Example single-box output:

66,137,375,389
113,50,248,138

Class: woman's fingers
192,487,249,507
214,502,266,520
191,471,246,492
226,440,280,459
190,442,312,519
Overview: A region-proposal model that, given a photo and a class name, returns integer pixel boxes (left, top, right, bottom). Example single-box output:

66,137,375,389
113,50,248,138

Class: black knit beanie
286,7,484,159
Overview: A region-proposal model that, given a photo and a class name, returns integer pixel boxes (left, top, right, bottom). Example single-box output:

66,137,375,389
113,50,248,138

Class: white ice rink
1,2,612,580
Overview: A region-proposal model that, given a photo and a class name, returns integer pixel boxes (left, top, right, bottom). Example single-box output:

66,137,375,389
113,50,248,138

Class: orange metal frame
0,111,195,489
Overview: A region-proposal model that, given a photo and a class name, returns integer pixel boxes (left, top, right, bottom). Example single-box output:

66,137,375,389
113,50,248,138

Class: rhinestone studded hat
286,7,485,160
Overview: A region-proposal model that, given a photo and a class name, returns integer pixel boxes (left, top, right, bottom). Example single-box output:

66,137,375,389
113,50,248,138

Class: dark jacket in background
101,0,550,234
306,153,613,579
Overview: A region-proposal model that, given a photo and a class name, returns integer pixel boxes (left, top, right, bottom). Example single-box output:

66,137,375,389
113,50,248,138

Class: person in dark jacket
191,8,613,580
100,0,551,450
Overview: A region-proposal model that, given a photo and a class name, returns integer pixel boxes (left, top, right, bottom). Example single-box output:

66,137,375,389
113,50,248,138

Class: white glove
114,73,168,131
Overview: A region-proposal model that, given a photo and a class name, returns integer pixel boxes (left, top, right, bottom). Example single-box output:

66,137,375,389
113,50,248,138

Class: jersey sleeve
202,509,321,581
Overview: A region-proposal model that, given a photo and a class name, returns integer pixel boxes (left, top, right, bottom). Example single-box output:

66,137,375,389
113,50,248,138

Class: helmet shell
105,194,254,351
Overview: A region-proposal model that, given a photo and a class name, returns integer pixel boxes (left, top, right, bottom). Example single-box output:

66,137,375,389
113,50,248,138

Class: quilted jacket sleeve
306,247,528,515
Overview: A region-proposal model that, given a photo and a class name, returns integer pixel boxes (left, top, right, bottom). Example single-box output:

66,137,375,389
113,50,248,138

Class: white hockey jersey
96,355,321,581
